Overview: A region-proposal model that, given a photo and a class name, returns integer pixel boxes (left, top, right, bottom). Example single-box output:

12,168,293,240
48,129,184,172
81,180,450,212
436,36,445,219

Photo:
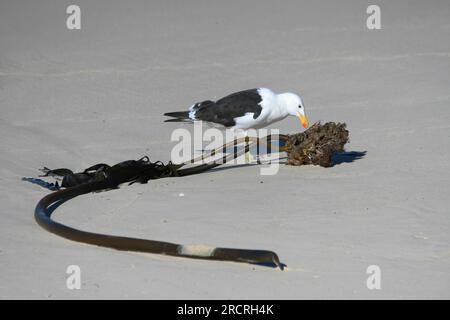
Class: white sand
0,0,449,299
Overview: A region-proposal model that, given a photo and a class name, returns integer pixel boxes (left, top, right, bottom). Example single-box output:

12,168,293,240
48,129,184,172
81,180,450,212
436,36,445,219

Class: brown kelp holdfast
32,122,349,270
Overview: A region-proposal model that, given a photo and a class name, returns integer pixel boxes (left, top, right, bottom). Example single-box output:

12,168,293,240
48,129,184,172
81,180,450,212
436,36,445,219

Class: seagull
163,88,309,130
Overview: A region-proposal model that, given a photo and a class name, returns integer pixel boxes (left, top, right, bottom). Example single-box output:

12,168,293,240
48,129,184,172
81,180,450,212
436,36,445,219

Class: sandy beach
0,0,449,299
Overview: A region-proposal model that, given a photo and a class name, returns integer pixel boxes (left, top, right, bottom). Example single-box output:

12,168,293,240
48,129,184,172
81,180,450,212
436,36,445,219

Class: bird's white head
277,92,309,129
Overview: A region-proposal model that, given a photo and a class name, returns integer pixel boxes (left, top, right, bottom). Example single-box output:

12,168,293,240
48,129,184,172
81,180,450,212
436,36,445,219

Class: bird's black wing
193,89,263,127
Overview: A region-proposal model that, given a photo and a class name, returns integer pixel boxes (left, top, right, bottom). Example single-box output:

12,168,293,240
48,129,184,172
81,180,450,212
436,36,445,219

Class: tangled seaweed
28,122,351,270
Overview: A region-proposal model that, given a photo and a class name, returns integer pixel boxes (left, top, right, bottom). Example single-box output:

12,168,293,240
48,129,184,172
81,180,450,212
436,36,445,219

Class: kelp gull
164,88,309,130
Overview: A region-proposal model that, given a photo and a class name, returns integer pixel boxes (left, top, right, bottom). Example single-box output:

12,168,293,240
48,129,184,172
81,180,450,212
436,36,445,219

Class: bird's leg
234,136,239,159
244,131,258,164
255,132,262,164
244,132,250,163
255,134,259,164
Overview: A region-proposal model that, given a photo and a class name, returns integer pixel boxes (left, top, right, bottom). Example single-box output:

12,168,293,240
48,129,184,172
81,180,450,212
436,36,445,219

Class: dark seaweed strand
34,136,285,269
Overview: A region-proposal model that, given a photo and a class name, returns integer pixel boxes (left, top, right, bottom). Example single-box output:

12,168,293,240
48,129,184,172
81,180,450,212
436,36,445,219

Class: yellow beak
298,114,309,129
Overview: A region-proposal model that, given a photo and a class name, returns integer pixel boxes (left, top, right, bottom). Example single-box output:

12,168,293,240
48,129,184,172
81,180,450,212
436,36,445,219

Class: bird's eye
298,105,302,109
